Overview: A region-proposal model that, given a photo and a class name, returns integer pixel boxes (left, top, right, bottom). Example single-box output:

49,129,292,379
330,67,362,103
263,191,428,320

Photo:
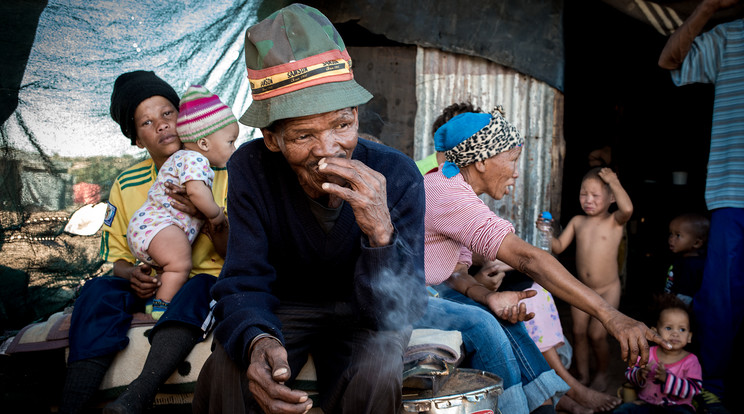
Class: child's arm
657,361,704,400
660,372,703,400
599,168,633,225
184,180,225,225
624,365,647,388
550,217,576,255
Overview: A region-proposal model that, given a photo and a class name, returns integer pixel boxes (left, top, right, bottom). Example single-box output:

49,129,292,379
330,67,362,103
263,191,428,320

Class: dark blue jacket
212,138,426,367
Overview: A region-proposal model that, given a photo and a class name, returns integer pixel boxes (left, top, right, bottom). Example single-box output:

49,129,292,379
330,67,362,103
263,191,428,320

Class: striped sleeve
671,23,726,86
424,171,514,285
671,19,744,209
426,172,514,258
625,366,645,387
662,372,703,399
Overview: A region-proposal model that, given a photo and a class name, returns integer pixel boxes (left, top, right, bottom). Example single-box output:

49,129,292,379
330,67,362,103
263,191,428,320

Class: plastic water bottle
537,211,553,252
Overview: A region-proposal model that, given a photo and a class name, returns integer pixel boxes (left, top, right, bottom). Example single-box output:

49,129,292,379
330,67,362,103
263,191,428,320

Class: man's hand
602,310,672,368
164,181,200,217
318,157,393,247
128,263,160,299
485,289,537,323
247,338,312,414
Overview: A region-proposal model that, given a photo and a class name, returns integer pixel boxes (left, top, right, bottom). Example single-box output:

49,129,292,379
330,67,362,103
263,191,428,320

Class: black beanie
110,70,180,145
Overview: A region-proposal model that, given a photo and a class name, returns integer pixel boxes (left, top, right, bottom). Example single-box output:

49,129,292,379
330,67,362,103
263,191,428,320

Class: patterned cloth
521,282,566,353
102,158,227,277
423,167,514,285
127,150,214,266
435,107,523,178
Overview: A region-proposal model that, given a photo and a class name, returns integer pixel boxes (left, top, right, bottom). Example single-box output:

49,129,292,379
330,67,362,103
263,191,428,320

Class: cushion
2,310,463,404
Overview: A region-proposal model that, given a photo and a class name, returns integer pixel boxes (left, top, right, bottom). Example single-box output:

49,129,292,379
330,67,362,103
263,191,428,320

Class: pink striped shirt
424,168,515,286
625,346,702,408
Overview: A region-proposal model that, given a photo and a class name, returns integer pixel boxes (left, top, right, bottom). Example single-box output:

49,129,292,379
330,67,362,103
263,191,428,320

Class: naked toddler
548,166,633,391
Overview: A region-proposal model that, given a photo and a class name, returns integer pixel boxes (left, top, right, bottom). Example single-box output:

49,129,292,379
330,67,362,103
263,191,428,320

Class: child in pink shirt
616,294,702,413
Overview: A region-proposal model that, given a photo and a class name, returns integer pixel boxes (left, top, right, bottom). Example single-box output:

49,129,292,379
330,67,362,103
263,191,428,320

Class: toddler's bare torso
573,213,625,291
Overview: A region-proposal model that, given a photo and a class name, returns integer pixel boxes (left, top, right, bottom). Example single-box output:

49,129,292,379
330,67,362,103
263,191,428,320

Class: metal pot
402,368,503,414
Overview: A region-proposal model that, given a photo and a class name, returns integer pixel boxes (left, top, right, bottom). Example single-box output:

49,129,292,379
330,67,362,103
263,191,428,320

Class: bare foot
557,395,593,414
568,384,621,412
589,372,609,392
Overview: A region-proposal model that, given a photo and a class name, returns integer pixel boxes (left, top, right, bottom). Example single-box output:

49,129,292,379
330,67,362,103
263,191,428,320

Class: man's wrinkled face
262,108,359,199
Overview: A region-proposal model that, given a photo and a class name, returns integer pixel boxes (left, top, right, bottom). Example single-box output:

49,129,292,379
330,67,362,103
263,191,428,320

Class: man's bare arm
659,0,739,69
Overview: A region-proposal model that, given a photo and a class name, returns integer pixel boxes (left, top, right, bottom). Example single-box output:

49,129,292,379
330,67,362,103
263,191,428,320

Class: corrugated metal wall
414,47,565,246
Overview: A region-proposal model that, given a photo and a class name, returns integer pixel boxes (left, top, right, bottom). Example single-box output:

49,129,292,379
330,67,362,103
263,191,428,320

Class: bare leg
587,320,610,392
570,305,592,385
544,346,620,413
589,280,621,393
147,225,192,302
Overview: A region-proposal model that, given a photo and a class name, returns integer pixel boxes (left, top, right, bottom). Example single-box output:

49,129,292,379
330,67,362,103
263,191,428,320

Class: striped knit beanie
176,85,237,143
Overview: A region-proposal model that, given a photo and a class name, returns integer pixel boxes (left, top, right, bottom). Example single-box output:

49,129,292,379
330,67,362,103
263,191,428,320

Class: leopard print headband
442,106,523,177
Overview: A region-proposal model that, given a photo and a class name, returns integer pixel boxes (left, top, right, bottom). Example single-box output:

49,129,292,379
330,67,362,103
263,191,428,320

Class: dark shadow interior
563,1,713,323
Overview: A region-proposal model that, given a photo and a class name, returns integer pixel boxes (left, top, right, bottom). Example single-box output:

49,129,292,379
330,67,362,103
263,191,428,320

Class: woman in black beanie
59,70,229,414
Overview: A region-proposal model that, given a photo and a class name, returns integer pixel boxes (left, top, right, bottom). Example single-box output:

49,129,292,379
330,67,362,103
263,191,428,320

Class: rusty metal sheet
414,47,565,245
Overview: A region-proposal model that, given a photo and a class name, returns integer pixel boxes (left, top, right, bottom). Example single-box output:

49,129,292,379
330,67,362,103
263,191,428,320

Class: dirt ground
555,296,632,414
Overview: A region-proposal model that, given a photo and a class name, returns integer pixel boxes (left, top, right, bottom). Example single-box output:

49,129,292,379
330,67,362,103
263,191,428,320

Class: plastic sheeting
2,0,257,160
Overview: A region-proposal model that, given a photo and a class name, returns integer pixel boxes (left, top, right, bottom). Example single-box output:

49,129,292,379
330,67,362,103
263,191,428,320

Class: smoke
357,236,427,333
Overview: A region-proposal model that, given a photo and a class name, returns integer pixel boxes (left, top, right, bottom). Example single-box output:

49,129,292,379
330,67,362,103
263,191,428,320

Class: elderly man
193,4,426,414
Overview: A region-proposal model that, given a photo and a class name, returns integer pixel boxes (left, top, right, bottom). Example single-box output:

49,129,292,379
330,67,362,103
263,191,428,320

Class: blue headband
433,107,523,178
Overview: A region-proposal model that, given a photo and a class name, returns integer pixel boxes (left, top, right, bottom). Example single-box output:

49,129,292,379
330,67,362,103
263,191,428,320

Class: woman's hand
473,261,507,291
164,181,200,218
602,310,671,368
129,264,160,298
113,260,160,299
485,290,537,323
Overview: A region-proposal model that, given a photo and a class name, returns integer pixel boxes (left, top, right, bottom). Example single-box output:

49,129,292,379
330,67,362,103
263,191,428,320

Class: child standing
127,85,238,319
549,166,633,391
665,213,709,306
614,294,702,413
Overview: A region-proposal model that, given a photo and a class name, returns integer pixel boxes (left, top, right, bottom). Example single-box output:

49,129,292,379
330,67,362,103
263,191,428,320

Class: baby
127,85,237,319
665,213,709,306
615,294,702,413
549,166,633,391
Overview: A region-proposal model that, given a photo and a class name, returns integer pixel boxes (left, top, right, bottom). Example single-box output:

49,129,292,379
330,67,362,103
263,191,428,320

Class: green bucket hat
240,3,373,128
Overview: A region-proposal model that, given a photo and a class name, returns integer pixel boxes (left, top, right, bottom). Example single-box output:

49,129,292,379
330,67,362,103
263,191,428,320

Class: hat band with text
248,50,354,100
